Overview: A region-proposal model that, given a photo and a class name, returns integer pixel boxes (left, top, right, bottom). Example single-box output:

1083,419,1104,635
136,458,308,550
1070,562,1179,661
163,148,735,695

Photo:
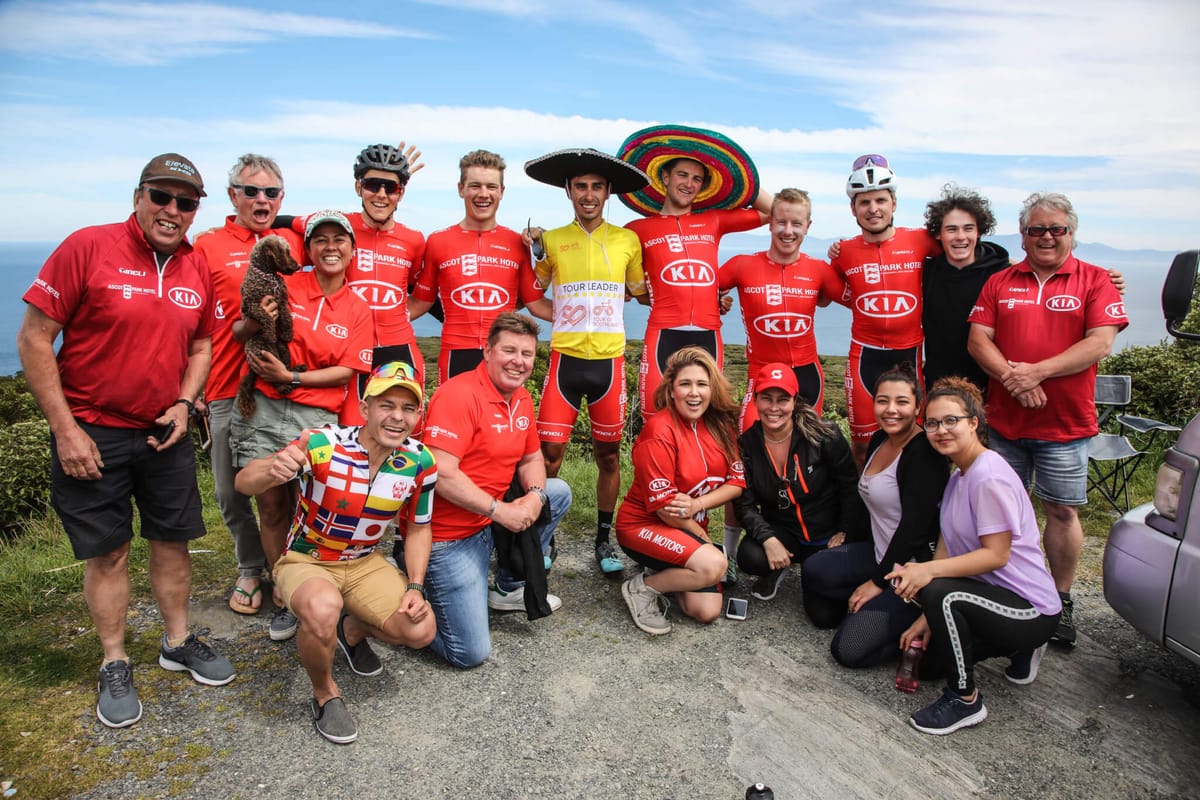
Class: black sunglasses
232,184,283,199
360,177,402,196
142,186,199,212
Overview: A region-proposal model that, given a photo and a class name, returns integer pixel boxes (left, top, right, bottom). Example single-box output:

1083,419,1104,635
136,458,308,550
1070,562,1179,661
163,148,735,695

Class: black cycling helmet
354,144,411,183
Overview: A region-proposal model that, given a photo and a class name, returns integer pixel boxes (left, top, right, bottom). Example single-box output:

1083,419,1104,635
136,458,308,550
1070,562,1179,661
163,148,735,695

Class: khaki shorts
230,393,336,468
273,550,405,629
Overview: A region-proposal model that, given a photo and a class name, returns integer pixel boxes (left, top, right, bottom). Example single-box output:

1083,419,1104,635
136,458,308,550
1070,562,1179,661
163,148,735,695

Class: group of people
16,129,1127,744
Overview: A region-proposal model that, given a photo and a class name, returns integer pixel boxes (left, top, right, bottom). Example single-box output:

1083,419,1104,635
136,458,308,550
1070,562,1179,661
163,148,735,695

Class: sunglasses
142,186,200,213
360,177,402,196
232,184,283,199
852,154,889,170
371,361,416,380
1024,225,1071,238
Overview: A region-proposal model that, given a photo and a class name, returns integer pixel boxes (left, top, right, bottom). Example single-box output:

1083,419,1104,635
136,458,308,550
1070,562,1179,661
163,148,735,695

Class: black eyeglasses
141,186,199,213
360,177,402,196
232,184,283,199
1024,225,1071,238
922,415,974,432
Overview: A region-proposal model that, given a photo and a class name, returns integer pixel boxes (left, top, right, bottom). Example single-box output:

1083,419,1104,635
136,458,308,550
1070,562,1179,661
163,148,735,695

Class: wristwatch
406,582,426,598
527,486,549,506
291,371,302,387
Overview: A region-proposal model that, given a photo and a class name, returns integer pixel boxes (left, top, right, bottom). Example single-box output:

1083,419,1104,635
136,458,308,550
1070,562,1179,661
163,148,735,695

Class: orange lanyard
766,443,811,541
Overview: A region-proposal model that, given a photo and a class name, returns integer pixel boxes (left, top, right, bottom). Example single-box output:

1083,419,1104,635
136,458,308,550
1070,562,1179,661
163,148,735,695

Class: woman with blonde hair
616,347,745,634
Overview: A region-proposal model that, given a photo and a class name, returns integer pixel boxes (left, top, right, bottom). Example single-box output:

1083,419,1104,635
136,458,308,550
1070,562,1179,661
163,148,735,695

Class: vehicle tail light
1153,463,1183,521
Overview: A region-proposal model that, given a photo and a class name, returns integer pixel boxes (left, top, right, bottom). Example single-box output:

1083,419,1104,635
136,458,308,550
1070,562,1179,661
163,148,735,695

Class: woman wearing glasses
888,377,1060,735
801,364,948,667
731,363,866,603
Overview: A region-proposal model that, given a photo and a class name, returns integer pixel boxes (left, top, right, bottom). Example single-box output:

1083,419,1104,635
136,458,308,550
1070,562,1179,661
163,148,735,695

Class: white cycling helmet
845,153,897,198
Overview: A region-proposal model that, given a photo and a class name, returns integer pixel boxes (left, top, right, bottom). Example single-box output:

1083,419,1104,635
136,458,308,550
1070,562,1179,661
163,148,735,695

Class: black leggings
735,531,825,577
920,577,1060,696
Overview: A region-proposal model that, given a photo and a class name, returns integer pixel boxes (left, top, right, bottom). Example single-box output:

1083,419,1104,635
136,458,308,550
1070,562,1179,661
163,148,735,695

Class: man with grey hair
194,154,303,620
967,192,1127,648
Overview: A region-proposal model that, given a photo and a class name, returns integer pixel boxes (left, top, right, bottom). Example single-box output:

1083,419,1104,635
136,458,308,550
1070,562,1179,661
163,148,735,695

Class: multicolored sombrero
617,124,760,216
524,148,649,195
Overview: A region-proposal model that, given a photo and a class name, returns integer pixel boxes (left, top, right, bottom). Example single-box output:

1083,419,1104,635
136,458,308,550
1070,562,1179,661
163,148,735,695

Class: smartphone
148,420,176,445
193,412,212,452
725,596,748,621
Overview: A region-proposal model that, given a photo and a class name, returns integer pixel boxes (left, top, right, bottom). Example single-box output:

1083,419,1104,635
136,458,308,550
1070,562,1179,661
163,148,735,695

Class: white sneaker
488,584,562,612
621,572,672,635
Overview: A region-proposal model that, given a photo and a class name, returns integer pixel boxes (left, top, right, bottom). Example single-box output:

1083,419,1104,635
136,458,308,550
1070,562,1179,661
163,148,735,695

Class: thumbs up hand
269,429,311,482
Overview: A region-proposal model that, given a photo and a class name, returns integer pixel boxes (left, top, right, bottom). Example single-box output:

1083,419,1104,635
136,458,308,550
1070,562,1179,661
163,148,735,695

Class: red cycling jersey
830,227,935,350
412,224,543,350
23,215,217,428
627,208,762,332
193,217,304,402
343,212,425,348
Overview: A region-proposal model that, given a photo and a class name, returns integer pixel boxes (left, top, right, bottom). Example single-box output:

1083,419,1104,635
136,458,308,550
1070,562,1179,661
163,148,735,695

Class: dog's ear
249,236,300,275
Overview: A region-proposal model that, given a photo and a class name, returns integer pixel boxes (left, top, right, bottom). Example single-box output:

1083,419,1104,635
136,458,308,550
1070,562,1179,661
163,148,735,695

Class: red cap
755,363,799,396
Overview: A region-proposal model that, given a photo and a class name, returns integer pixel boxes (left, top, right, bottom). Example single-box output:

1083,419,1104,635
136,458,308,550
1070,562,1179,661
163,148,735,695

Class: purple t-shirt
939,449,1062,616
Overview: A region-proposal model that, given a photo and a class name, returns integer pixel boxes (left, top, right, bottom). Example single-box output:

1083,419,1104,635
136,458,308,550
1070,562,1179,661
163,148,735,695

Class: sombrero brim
617,124,760,216
524,148,649,195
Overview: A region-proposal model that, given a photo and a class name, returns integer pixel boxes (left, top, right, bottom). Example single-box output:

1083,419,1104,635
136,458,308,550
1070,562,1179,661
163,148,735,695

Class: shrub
0,420,52,526
0,373,40,427
1102,342,1200,426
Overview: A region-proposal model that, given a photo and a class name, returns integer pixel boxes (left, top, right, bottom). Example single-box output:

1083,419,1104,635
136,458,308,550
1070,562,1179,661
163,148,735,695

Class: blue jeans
426,478,571,668
989,432,1088,505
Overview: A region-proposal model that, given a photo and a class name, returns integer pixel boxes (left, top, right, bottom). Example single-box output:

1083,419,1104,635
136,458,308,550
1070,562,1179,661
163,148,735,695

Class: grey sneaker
336,614,382,677
270,607,299,641
310,696,357,744
487,584,562,612
751,569,786,601
158,633,236,686
97,659,142,728
621,572,672,635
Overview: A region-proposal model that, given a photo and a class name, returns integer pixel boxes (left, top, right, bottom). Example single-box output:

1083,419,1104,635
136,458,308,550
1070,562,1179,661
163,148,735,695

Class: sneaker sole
269,619,299,642
621,581,671,635
751,572,787,601
158,654,237,686
96,700,143,729
599,558,624,574
316,726,358,745
1005,645,1048,686
910,704,988,735
336,639,383,677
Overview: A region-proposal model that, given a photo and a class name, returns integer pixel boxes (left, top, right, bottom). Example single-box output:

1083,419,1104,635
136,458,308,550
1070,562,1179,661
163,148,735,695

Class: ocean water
0,236,1180,378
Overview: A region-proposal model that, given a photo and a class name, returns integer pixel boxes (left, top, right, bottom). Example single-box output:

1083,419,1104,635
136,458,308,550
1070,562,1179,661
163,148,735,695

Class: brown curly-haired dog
236,236,303,419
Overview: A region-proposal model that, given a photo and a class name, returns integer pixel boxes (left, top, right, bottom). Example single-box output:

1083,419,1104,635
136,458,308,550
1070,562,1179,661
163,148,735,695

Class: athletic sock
722,525,742,559
595,511,614,547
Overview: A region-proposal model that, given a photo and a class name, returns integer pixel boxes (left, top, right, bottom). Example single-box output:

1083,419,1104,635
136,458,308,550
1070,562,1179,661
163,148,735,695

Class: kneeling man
236,361,437,744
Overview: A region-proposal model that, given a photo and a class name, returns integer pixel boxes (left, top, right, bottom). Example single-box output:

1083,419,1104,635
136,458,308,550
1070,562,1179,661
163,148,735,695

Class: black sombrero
524,148,649,195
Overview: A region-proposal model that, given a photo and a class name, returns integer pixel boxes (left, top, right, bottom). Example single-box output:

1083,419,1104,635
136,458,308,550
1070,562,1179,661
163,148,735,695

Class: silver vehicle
1103,250,1200,666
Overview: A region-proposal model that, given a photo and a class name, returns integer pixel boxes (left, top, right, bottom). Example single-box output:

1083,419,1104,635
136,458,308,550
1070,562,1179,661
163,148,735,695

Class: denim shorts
988,432,1089,506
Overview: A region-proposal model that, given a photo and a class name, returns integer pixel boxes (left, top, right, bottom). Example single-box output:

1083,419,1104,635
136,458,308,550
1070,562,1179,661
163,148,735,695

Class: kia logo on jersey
515,415,530,430
358,348,373,365
461,253,478,277
168,287,203,310
661,260,715,287
753,313,812,337
451,283,510,310
215,299,226,320
1105,301,1126,318
649,478,671,493
325,323,349,339
855,291,916,318
1046,295,1082,312
665,234,684,253
350,280,403,310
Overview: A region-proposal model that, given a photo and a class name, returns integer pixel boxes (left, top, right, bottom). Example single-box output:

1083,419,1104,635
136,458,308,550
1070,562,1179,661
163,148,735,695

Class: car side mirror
1162,250,1199,341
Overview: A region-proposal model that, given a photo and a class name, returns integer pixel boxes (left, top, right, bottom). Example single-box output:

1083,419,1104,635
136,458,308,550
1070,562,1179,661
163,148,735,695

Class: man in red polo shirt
18,153,235,730
968,192,1127,647
194,153,303,615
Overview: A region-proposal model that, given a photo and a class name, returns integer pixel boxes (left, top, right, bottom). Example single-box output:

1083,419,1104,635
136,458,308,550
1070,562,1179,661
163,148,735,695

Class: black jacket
853,429,949,588
734,421,868,547
922,240,1010,392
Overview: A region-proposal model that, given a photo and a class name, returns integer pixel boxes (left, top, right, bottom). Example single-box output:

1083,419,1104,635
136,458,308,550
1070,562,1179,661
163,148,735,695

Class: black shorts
51,421,207,560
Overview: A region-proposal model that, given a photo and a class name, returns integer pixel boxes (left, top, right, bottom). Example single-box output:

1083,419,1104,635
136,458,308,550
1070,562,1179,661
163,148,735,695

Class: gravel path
69,533,1200,800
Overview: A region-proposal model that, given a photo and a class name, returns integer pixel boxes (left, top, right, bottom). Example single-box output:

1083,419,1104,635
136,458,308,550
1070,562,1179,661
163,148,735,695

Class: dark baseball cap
139,153,206,196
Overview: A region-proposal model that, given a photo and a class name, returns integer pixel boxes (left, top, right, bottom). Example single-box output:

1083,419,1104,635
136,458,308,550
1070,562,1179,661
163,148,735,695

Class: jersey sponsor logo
325,323,349,339
358,348,373,365
649,478,671,493
450,282,510,310
661,259,715,287
1045,295,1081,312
461,253,477,277
1105,301,1127,318
31,278,61,299
356,249,375,272
731,460,745,479
766,284,783,305
515,415,530,430
864,264,881,284
753,312,813,337
168,287,203,310
350,280,404,310
118,267,146,277
637,528,686,554
215,299,226,320
666,234,684,253
854,291,917,318
424,424,457,441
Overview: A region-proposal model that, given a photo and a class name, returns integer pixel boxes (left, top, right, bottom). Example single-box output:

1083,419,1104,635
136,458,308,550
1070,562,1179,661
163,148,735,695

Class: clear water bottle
746,783,774,800
895,636,924,693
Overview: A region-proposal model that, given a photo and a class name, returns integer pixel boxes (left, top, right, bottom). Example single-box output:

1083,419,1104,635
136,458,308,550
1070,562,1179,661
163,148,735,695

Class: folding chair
1087,375,1179,512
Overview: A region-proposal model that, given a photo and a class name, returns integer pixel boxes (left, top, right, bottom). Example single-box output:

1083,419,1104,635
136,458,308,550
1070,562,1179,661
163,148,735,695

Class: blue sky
0,0,1197,251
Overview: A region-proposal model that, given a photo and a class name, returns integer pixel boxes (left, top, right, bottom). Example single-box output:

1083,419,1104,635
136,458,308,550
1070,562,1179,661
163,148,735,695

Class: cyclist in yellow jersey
524,148,649,574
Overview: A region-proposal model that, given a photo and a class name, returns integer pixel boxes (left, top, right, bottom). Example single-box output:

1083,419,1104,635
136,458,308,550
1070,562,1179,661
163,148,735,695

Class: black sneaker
1050,595,1076,647
595,541,624,574
336,614,382,677
310,696,358,744
159,632,236,686
910,687,988,735
269,607,299,641
1005,643,1048,685
751,569,786,601
97,659,142,729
